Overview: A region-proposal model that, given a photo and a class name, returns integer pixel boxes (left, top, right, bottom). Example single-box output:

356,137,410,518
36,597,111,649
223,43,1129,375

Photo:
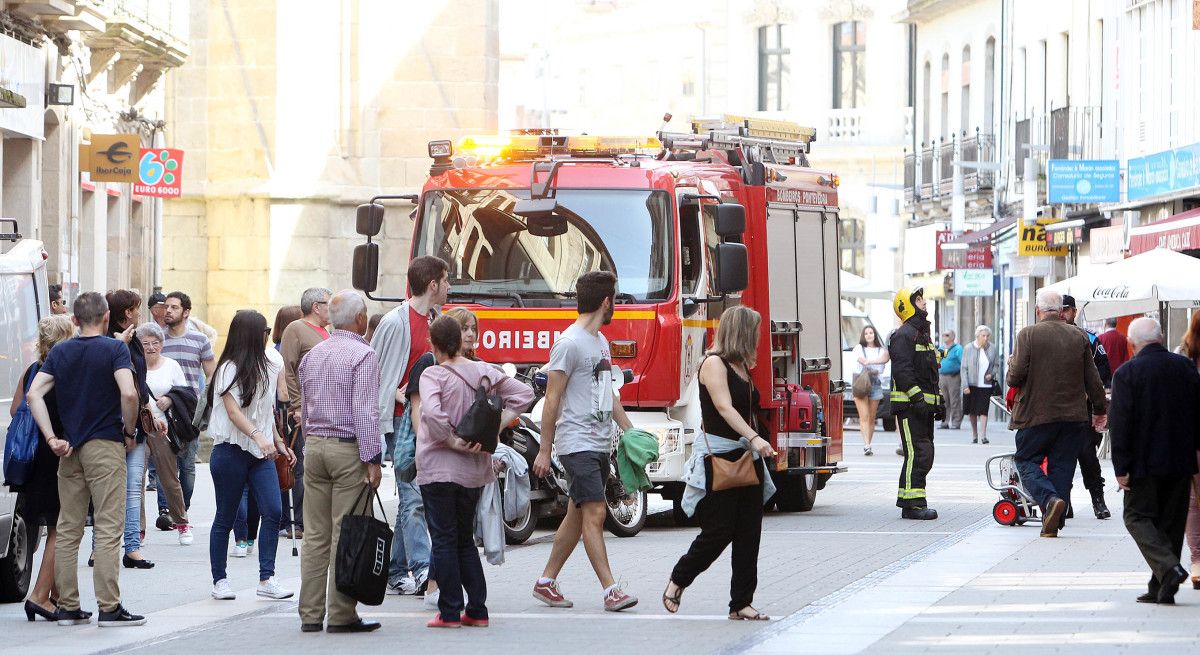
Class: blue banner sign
1127,142,1200,201
1047,160,1121,203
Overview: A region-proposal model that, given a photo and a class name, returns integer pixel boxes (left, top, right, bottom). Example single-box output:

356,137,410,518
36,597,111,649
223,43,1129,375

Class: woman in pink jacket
418,315,534,628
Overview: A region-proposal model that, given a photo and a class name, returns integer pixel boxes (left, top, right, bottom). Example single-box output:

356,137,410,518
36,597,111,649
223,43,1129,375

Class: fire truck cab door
678,193,721,395
765,205,843,384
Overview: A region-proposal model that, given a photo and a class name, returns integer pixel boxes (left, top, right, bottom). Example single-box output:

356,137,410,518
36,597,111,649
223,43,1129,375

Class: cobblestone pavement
5,423,1197,654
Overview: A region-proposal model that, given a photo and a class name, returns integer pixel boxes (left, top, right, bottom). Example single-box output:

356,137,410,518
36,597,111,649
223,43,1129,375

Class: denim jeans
234,485,261,543
158,437,200,513
421,482,486,622
94,441,146,555
1015,421,1086,510
209,443,282,583
388,478,432,584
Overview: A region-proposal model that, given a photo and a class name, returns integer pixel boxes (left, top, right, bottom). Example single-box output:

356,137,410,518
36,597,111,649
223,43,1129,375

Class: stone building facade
163,0,500,337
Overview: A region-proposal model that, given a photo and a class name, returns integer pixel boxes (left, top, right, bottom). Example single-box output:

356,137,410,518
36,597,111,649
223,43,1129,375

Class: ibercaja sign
133,148,184,198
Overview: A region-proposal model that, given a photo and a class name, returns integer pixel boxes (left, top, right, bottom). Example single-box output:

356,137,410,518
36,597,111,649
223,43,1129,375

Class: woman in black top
664,306,775,620
9,315,75,621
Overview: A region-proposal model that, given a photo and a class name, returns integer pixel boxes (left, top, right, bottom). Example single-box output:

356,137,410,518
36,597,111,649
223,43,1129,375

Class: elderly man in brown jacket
1007,288,1108,538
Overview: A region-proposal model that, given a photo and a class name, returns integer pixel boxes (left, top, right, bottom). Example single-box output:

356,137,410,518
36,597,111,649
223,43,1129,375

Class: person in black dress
8,314,75,621
663,306,777,621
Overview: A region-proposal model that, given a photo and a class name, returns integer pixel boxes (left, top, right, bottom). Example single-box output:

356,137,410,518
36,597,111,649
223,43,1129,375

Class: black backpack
442,364,503,453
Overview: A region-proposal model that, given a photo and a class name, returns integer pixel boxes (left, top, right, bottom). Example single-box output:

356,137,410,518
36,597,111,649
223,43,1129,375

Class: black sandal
662,581,683,614
728,606,770,621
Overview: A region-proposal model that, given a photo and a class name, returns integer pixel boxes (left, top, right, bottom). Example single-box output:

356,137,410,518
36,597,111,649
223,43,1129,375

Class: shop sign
81,134,141,183
133,148,184,198
1127,141,1200,201
1047,225,1085,247
1018,218,1068,257
954,269,993,297
939,245,993,269
1047,160,1120,203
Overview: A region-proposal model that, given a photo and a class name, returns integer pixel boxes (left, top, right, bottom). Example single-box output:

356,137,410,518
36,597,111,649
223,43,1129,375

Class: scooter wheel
992,499,1020,526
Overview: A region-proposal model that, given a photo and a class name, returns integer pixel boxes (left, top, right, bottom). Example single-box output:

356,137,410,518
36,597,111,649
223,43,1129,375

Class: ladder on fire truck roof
658,114,815,167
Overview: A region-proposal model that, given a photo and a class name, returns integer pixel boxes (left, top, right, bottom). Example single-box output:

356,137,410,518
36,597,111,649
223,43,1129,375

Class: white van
0,225,49,602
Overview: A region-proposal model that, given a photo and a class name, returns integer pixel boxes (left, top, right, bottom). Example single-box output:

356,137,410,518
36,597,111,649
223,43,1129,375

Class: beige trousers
55,439,126,613
298,436,368,626
145,431,188,524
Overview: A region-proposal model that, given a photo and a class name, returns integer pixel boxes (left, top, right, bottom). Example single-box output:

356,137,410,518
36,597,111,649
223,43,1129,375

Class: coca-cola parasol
1044,247,1200,320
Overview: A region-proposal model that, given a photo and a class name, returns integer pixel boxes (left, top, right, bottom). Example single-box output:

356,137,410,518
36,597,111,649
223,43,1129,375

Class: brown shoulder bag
274,406,296,491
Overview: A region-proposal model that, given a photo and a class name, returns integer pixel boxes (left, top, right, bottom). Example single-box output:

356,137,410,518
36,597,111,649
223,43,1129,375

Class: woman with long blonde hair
664,305,777,621
9,315,74,621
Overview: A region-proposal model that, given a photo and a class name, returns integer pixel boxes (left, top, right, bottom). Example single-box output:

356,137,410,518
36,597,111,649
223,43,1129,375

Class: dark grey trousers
1123,475,1190,591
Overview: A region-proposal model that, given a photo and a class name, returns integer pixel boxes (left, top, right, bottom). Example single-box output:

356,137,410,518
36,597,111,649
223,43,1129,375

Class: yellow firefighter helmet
893,286,924,322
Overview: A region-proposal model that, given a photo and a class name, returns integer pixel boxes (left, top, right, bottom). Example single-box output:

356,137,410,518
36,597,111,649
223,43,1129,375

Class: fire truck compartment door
765,206,842,382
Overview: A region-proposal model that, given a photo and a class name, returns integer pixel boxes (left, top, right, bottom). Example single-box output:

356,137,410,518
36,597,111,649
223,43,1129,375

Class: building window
758,24,790,111
832,21,866,109
940,54,950,138
960,46,971,134
839,217,865,276
984,37,995,133
922,60,931,143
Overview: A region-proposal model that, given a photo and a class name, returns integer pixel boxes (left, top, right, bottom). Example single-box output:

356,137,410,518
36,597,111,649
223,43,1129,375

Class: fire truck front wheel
771,471,818,512
604,490,647,538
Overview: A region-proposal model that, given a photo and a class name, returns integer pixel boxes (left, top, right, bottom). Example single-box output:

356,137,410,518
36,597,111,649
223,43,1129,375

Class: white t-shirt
145,357,188,422
208,348,283,458
544,324,614,456
976,347,990,387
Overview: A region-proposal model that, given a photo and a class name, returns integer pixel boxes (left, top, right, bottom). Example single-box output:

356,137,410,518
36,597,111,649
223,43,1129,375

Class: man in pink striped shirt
296,290,383,634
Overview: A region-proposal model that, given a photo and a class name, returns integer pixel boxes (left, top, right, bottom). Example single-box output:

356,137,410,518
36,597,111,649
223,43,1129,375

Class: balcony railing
825,107,914,146
904,152,917,205
960,133,995,193
938,140,955,195
920,146,935,200
904,133,996,207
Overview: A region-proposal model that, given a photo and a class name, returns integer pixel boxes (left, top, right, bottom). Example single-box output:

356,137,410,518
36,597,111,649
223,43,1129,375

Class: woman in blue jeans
206,310,296,601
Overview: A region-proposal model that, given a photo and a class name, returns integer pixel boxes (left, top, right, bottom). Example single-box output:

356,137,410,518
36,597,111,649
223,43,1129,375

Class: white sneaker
257,578,294,599
231,542,248,558
246,540,255,555
212,579,236,600
413,567,429,593
388,574,417,595
424,588,440,608
178,525,194,546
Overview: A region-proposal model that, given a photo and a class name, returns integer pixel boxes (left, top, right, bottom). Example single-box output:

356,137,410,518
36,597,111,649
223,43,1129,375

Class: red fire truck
352,116,847,528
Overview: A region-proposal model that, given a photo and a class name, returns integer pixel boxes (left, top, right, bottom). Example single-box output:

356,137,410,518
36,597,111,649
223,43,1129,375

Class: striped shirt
299,329,383,463
162,329,215,393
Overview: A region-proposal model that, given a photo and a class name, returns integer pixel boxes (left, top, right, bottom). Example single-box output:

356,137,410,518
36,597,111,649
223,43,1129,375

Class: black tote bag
335,486,393,606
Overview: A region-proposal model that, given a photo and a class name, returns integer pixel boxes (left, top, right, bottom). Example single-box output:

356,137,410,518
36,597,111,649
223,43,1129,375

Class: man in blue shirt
938,330,963,430
26,292,146,627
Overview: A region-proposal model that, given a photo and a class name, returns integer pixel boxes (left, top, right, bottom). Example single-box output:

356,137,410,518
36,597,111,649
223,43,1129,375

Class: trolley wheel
992,499,1020,526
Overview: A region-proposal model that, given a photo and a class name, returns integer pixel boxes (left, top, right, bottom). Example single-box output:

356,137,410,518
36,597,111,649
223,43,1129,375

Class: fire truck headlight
649,427,682,456
428,140,453,159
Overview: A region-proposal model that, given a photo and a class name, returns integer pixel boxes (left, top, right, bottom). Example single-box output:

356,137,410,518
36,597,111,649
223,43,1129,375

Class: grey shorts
559,451,610,507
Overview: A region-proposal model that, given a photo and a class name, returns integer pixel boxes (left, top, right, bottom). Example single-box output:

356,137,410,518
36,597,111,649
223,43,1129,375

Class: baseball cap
147,292,167,308
1061,294,1076,309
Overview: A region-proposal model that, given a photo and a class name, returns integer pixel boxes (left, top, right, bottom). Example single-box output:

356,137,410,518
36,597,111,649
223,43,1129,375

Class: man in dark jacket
1061,295,1113,520
1007,289,1107,538
1110,317,1200,605
888,287,942,520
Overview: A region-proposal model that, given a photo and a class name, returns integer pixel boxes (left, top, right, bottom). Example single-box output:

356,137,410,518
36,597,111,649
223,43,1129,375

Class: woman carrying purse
663,306,777,621
417,316,534,628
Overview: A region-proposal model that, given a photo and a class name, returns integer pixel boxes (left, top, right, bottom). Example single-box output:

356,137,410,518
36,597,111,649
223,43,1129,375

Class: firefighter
889,286,943,520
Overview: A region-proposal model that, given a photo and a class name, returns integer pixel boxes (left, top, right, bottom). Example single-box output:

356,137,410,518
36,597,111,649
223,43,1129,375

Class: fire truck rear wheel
771,471,817,512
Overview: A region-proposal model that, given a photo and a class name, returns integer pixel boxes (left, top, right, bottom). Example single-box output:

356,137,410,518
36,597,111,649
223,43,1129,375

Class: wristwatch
123,430,136,439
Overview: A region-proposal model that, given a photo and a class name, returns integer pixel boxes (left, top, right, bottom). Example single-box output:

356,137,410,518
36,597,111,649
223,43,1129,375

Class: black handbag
442,365,503,453
335,486,393,606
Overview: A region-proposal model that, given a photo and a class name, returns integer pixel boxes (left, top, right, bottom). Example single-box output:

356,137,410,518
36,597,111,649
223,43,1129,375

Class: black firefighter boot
902,506,938,520
1091,490,1111,519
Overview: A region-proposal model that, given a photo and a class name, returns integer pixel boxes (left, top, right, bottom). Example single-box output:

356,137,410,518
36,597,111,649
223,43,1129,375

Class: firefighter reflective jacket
888,316,941,409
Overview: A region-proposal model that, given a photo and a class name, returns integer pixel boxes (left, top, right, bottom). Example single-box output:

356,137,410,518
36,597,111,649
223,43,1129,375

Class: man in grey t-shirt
531,271,637,613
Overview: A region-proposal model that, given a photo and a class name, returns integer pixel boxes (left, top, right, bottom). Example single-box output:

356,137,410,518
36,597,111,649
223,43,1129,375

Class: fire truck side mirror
516,198,568,237
714,203,746,238
715,243,748,294
356,203,385,237
351,243,379,293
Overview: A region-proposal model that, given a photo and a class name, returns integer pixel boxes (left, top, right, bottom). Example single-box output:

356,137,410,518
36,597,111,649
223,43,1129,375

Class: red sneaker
604,584,638,612
532,580,573,608
461,615,489,628
427,615,461,629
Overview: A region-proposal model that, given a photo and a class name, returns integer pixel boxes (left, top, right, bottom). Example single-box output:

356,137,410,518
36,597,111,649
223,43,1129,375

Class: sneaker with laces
413,567,430,593
257,578,294,599
603,584,637,612
398,574,419,595
97,604,146,627
532,580,573,608
178,524,194,546
424,588,441,608
212,579,236,600
246,539,255,555
231,542,248,558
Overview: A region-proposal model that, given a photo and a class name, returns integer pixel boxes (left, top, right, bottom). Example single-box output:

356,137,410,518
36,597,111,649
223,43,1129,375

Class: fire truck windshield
414,188,673,303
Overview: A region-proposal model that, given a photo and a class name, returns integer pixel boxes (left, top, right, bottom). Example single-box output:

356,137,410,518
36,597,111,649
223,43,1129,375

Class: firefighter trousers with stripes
895,408,935,509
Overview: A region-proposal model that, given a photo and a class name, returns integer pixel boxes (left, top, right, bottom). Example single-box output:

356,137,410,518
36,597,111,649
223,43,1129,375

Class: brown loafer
1041,497,1067,537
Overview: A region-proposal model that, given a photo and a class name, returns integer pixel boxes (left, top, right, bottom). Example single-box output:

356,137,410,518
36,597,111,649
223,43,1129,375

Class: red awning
1128,207,1200,255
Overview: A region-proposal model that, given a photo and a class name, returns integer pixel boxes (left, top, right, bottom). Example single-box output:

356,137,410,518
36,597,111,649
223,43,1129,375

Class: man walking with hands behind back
297,290,383,633
25,292,147,626
1109,317,1200,605
532,271,638,612
1007,289,1107,538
